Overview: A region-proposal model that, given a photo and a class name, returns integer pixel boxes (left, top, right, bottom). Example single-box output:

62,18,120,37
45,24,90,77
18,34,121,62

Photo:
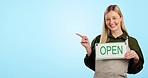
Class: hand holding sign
125,50,139,64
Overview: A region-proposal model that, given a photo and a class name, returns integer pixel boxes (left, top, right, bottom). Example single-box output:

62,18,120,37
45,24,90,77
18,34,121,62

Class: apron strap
125,36,130,51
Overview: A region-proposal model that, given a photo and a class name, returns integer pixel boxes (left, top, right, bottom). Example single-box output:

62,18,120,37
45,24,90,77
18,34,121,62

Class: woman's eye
113,17,117,20
106,19,110,21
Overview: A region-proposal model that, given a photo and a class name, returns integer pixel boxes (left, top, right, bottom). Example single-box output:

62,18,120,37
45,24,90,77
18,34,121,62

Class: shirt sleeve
84,35,101,71
127,37,144,74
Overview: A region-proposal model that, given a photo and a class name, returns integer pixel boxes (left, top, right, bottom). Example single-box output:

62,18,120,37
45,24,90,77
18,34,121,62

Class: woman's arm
84,35,101,71
127,37,144,74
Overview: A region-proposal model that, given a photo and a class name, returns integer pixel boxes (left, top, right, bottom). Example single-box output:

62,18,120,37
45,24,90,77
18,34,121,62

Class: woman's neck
111,29,123,38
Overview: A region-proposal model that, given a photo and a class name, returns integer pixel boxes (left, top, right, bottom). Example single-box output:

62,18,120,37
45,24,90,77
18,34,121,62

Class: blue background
0,0,147,78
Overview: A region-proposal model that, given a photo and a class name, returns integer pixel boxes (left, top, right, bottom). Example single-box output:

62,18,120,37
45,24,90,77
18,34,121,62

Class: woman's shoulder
96,35,101,39
93,35,101,40
128,36,137,41
128,36,139,45
92,35,101,43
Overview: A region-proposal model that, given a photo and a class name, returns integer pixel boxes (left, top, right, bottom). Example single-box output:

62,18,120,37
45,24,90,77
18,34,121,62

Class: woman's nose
110,19,114,24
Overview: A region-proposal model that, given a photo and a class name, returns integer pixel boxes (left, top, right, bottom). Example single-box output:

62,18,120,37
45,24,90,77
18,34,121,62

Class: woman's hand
125,50,139,64
76,33,90,48
76,33,91,56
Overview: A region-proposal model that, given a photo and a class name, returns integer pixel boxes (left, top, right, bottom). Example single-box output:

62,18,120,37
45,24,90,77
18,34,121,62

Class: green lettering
107,46,111,54
112,46,117,54
117,46,123,54
100,46,106,55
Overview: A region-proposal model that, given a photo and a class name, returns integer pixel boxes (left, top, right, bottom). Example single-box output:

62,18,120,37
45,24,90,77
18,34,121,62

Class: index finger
76,33,83,38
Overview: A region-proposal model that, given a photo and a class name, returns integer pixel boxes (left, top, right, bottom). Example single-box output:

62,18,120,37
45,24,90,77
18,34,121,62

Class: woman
76,5,144,78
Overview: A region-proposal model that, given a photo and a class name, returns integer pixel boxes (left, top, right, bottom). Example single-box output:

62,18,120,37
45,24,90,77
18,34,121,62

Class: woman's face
105,11,122,32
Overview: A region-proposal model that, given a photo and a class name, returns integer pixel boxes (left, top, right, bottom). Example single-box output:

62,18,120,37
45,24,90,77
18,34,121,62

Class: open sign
95,42,128,60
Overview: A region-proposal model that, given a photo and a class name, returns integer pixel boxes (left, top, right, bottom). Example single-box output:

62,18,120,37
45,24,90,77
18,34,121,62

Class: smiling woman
77,5,144,78
105,11,123,34
0,0,147,78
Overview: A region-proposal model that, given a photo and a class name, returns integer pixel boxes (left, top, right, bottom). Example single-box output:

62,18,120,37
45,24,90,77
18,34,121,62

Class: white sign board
95,42,128,60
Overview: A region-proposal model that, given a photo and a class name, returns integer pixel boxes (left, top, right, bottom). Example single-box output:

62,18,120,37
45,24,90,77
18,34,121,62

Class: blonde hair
100,5,128,43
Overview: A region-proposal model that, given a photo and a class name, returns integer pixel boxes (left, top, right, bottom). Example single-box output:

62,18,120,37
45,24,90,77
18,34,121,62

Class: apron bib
94,37,130,78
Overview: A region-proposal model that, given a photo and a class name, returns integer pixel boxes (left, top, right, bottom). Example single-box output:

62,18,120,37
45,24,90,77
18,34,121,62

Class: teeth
111,26,115,27
110,24,116,27
110,26,115,28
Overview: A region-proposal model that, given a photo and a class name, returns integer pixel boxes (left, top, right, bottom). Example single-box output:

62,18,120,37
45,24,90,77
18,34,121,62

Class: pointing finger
76,33,83,38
